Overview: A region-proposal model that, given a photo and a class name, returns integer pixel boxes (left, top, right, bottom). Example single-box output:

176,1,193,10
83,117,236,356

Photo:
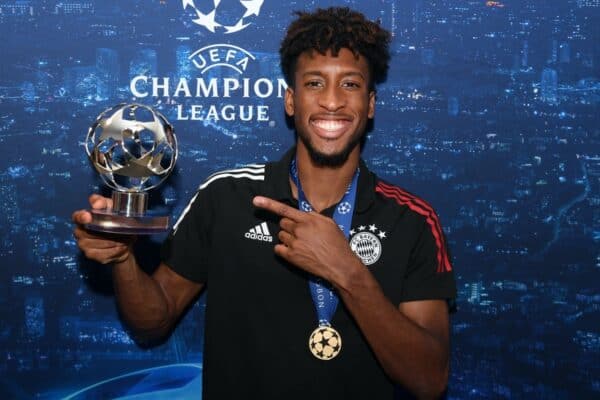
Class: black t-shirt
161,148,456,399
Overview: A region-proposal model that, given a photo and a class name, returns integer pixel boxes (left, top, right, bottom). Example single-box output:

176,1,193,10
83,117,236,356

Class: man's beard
297,131,363,168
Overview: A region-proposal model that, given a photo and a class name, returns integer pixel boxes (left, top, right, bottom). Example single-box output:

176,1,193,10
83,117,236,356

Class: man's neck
291,145,360,213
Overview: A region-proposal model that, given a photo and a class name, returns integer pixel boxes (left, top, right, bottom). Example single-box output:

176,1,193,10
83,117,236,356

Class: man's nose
318,85,346,111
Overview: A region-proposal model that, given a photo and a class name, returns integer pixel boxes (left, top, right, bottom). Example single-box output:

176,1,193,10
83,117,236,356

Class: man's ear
368,90,376,119
284,87,295,117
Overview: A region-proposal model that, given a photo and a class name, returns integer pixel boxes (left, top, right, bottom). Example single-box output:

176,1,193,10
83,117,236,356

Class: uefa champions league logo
182,0,264,34
128,0,284,122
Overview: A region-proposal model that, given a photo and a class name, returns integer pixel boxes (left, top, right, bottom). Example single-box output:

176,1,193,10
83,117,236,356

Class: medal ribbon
290,158,359,327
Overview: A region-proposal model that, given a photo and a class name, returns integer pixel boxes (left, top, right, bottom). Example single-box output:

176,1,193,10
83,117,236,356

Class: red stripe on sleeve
375,181,452,273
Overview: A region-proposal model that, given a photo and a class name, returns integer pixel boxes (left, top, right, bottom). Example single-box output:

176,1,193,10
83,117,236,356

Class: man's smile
310,117,353,139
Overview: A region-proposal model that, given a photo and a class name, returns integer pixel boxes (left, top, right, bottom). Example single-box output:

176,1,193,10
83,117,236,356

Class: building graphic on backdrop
0,1,598,398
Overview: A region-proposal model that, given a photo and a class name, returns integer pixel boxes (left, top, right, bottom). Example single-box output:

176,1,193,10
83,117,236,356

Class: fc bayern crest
182,0,264,34
350,224,385,266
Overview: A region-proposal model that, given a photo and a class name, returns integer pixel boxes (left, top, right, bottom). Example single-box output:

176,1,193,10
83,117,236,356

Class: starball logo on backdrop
129,0,287,123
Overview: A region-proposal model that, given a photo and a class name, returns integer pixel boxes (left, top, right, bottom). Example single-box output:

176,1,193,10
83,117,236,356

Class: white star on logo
224,17,250,33
182,0,196,10
241,0,264,18
378,231,387,239
349,229,356,235
369,224,377,232
358,225,366,231
192,8,221,33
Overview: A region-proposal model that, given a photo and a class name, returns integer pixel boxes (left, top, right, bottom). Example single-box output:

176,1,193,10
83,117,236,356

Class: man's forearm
112,255,175,342
334,262,450,399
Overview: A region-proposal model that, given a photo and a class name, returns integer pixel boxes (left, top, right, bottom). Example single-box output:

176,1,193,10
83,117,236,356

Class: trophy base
85,209,170,235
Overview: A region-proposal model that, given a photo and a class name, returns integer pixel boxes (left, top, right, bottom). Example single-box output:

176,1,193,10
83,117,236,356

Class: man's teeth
313,120,346,131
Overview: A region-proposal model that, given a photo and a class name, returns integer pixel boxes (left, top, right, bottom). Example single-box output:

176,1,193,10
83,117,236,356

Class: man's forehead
296,48,368,71
290,48,373,87
301,47,362,60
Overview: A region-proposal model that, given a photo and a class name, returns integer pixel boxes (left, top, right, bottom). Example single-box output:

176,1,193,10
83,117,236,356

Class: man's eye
342,81,360,88
305,81,323,88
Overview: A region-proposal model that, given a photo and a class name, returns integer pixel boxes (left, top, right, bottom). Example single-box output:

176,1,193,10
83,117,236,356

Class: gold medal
308,325,342,360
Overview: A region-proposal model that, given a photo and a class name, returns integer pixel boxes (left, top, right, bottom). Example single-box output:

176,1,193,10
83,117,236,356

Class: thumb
72,209,92,225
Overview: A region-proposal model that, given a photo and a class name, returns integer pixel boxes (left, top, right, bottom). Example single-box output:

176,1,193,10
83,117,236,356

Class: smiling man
73,7,456,399
287,47,374,169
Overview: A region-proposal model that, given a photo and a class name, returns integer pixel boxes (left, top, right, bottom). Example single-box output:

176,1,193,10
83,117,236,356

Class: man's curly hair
280,7,391,90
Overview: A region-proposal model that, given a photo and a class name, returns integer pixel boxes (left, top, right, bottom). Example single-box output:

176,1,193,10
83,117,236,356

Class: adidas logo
245,222,273,242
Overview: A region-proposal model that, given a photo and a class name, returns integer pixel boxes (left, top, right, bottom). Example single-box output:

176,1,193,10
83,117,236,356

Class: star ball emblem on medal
309,325,342,360
350,224,386,266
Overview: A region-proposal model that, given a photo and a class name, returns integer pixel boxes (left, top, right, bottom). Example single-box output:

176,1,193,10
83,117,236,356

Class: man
73,7,456,399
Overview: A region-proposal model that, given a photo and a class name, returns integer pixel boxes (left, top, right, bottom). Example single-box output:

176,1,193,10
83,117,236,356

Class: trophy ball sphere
85,103,178,193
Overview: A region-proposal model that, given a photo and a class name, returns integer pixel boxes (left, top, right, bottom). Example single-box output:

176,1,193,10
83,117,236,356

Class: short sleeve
400,217,456,306
160,187,213,283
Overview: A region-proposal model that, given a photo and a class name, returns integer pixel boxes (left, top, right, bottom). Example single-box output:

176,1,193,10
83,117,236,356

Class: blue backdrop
0,1,598,398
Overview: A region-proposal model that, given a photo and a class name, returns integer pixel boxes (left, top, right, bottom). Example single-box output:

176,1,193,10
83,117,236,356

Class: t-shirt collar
263,147,375,213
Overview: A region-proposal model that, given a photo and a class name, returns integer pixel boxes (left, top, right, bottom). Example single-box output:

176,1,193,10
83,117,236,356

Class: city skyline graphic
0,0,598,398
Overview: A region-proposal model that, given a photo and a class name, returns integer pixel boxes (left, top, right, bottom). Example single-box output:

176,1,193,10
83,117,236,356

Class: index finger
253,196,307,221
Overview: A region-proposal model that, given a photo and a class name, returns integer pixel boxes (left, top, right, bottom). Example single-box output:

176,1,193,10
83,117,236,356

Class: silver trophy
84,103,178,234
